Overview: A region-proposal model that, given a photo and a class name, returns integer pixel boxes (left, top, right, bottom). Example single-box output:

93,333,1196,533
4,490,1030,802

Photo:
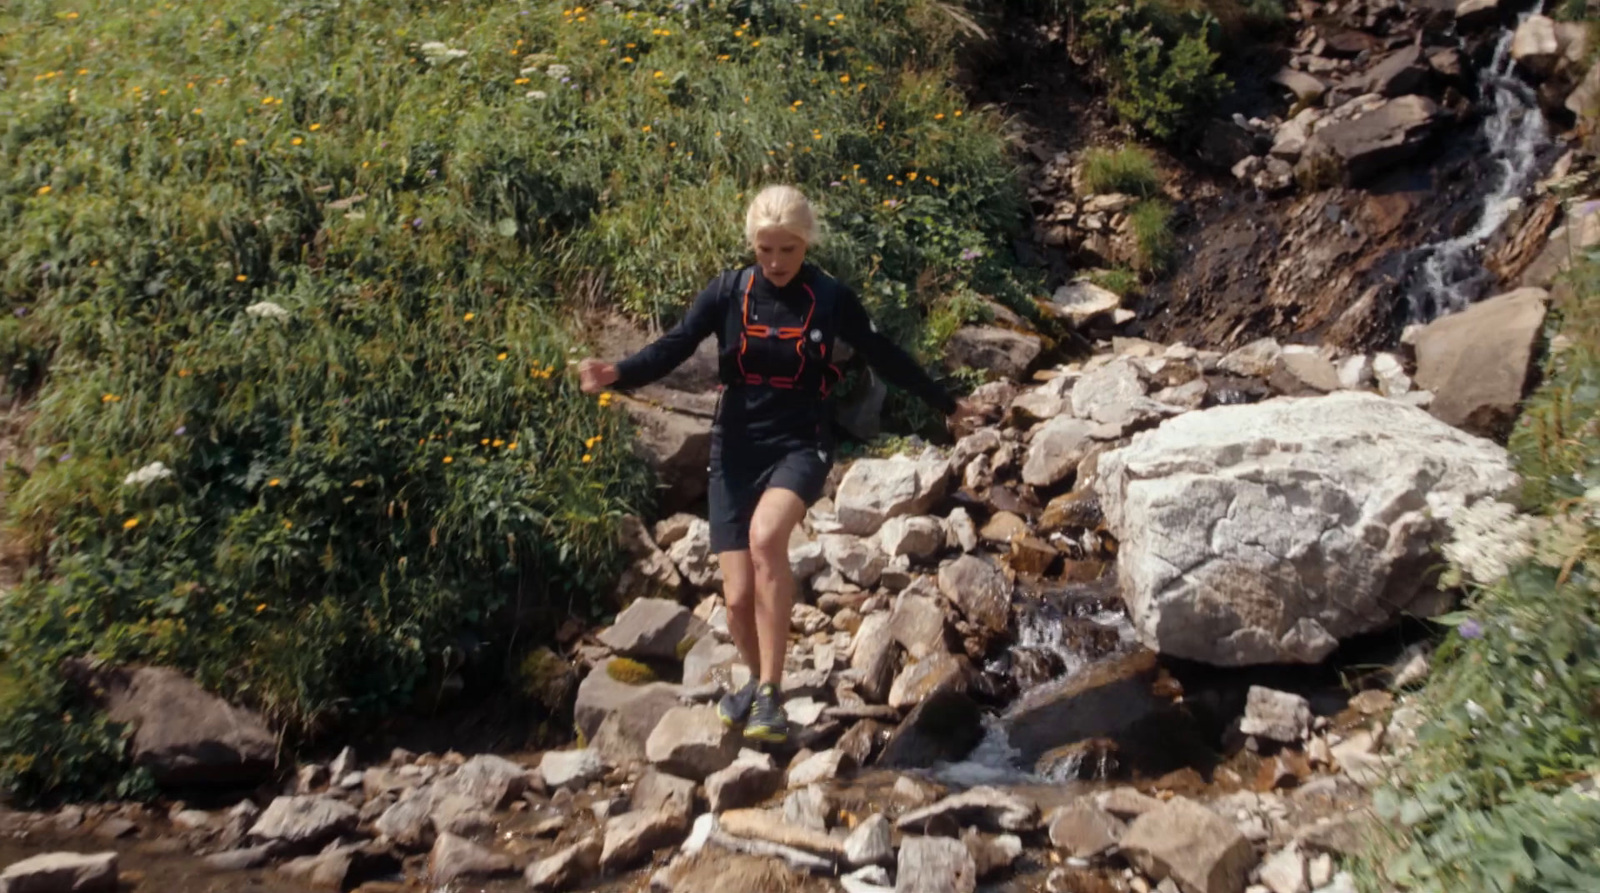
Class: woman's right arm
578,275,728,394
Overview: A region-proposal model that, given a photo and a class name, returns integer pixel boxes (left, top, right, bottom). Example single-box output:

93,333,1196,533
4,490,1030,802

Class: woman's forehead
753,228,805,249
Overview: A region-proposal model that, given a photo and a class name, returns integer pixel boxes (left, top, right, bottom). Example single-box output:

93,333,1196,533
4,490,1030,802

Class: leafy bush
0,0,1029,800
1079,146,1162,198
1359,253,1600,892
1129,200,1176,275
1071,0,1232,140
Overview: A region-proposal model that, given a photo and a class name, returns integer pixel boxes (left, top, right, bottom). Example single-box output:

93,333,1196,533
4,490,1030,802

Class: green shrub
1079,147,1162,198
1087,268,1141,296
1359,253,1600,892
1071,0,1232,140
0,0,1031,800
1128,201,1176,276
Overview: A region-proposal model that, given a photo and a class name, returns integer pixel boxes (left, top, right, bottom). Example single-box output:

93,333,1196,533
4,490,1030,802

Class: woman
579,185,973,744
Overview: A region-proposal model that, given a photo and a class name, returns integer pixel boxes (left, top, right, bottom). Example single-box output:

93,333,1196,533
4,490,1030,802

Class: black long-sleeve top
614,263,956,446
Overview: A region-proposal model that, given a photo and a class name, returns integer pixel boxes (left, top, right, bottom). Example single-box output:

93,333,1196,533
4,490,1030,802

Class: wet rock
540,748,603,790
373,787,436,849
1048,281,1122,327
1412,288,1547,437
1353,44,1429,98
1122,798,1255,893
1039,490,1103,533
980,511,1029,545
878,515,947,562
1095,392,1518,665
706,753,782,813
877,688,983,769
844,814,894,867
0,852,118,893
248,795,358,851
944,326,1043,381
599,598,707,661
278,842,398,890
822,534,889,587
1049,802,1126,858
203,843,279,871
525,835,601,891
1007,535,1059,577
1298,95,1440,186
963,829,1022,879
1241,687,1313,744
647,706,740,781
836,452,951,536
73,664,275,788
1456,0,1502,30
938,555,1010,635
574,665,683,742
896,835,977,893
1512,15,1560,76
888,654,970,711
619,393,712,512
428,832,514,886
719,809,844,859
601,809,690,871
897,786,1038,834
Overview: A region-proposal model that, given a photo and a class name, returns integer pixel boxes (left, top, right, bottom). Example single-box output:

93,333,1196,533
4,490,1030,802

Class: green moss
605,657,658,686
674,636,699,662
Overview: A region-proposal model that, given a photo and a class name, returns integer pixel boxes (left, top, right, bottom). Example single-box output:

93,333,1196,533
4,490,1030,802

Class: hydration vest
722,265,844,397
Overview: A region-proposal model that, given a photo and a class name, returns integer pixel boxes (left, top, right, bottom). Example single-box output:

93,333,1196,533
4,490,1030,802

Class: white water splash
1408,10,1553,321
1013,607,1136,679
930,713,1029,786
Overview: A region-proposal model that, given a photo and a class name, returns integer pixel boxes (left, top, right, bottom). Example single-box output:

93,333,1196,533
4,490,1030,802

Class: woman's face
752,227,808,287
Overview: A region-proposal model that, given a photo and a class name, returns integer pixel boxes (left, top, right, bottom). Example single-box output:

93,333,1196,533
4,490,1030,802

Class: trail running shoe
743,683,789,744
717,678,759,728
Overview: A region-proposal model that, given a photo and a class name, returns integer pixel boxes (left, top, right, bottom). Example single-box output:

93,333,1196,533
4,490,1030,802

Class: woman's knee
747,523,790,571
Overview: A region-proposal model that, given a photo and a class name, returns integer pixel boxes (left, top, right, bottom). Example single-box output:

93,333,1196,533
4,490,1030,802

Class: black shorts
708,433,832,553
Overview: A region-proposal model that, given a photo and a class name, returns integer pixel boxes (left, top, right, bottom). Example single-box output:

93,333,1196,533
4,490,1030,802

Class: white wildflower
546,63,570,79
123,461,173,487
526,90,548,100
519,66,541,76
1440,498,1540,586
246,301,290,321
1465,699,1489,723
418,41,469,64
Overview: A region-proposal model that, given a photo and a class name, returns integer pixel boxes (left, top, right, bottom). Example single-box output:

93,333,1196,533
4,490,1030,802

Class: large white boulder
1094,392,1517,665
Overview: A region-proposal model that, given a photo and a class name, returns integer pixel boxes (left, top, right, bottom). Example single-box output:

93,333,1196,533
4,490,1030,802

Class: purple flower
426,168,437,178
560,76,571,84
960,247,983,261
413,217,424,228
829,181,842,187
59,452,71,462
39,261,53,272
13,307,26,318
174,425,187,436
1459,619,1483,640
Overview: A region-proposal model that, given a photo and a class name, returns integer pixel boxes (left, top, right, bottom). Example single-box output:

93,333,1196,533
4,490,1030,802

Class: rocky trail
2,0,1596,891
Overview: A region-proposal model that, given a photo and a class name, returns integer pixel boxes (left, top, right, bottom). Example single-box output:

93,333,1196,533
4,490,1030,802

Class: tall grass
1358,251,1600,892
1129,200,1176,275
1079,146,1163,197
0,0,1030,799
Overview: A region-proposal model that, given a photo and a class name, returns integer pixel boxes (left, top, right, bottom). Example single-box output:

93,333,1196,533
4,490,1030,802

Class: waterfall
1406,11,1554,322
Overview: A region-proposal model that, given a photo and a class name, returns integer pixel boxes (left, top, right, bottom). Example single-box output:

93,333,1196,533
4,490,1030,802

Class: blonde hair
744,184,818,247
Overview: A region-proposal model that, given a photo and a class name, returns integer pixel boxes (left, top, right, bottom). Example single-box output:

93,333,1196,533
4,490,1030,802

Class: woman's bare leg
747,488,808,685
716,550,760,678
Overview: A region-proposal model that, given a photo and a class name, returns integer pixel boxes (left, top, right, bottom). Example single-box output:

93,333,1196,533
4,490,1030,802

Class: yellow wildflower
236,274,247,281
192,107,203,115
36,185,52,196
256,603,267,613
268,478,281,487
515,77,530,84
934,113,945,120
123,518,139,530
291,137,303,145
234,138,247,146
480,438,490,445
492,439,505,447
443,456,454,464
582,454,593,463
497,352,508,360
464,312,475,321
840,74,850,83
622,56,635,63
653,70,664,78
309,123,321,131
507,443,518,450
908,172,918,181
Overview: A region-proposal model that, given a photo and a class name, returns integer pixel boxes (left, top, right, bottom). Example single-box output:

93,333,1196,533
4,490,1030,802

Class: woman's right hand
578,358,619,394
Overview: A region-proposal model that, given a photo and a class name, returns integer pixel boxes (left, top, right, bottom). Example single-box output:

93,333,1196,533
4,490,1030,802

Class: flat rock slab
600,809,688,872
525,836,601,891
719,809,845,858
428,832,514,886
1121,797,1256,893
897,786,1038,834
706,754,783,813
646,706,740,781
0,852,118,893
598,597,707,660
896,836,977,893
249,795,359,850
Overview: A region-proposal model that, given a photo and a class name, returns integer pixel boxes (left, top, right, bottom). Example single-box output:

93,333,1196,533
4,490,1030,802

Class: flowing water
1406,9,1556,322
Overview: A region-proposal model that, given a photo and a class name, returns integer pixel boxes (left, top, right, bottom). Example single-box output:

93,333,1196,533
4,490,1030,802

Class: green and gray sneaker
717,679,759,728
743,683,789,744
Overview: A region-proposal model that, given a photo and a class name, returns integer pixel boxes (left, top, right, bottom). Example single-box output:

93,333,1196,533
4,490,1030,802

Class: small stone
645,706,740,781
525,836,601,891
428,832,514,886
787,749,853,789
539,749,603,790
844,814,894,867
1240,687,1313,744
600,809,689,872
1049,802,1126,859
706,753,783,813
248,795,359,850
896,835,977,893
1259,845,1308,893
897,786,1037,834
963,828,1022,878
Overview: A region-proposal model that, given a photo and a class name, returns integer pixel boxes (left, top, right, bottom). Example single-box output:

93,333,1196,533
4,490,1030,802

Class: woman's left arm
835,288,959,416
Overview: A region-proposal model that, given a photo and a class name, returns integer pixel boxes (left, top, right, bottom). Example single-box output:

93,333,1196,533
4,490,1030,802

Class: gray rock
1095,392,1517,665
878,516,946,562
1273,68,1327,103
707,829,835,874
850,612,901,704
1121,798,1256,893
202,844,278,872
1456,0,1502,30
437,753,532,809
632,768,697,824
328,746,357,781
822,534,889,588
1218,337,1282,378
277,842,397,889
787,749,852,789
1413,288,1547,436
1071,358,1166,429
428,832,514,886
374,786,437,849
897,786,1038,834
938,555,1009,635
1273,347,1341,394
719,808,844,858
888,654,970,711
1049,801,1126,858
963,829,1022,879
74,664,275,788
835,452,951,536
598,598,707,660
0,852,118,893
525,835,601,891
1096,786,1164,820
574,665,683,742
600,809,689,871
248,795,358,850
1259,845,1309,893
1352,44,1429,97
1022,417,1099,488
646,706,740,781
705,754,782,813
1048,280,1122,327
944,326,1043,381
619,393,712,513
1297,95,1440,186
540,748,604,790
1240,687,1313,743
844,814,894,867
591,681,686,769
878,689,983,769
944,508,979,553
666,516,721,590
896,836,977,893
782,785,833,832
1512,15,1560,75
890,592,948,660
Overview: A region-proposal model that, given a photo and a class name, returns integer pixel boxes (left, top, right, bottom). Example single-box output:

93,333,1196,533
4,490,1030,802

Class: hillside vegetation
0,0,1029,799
